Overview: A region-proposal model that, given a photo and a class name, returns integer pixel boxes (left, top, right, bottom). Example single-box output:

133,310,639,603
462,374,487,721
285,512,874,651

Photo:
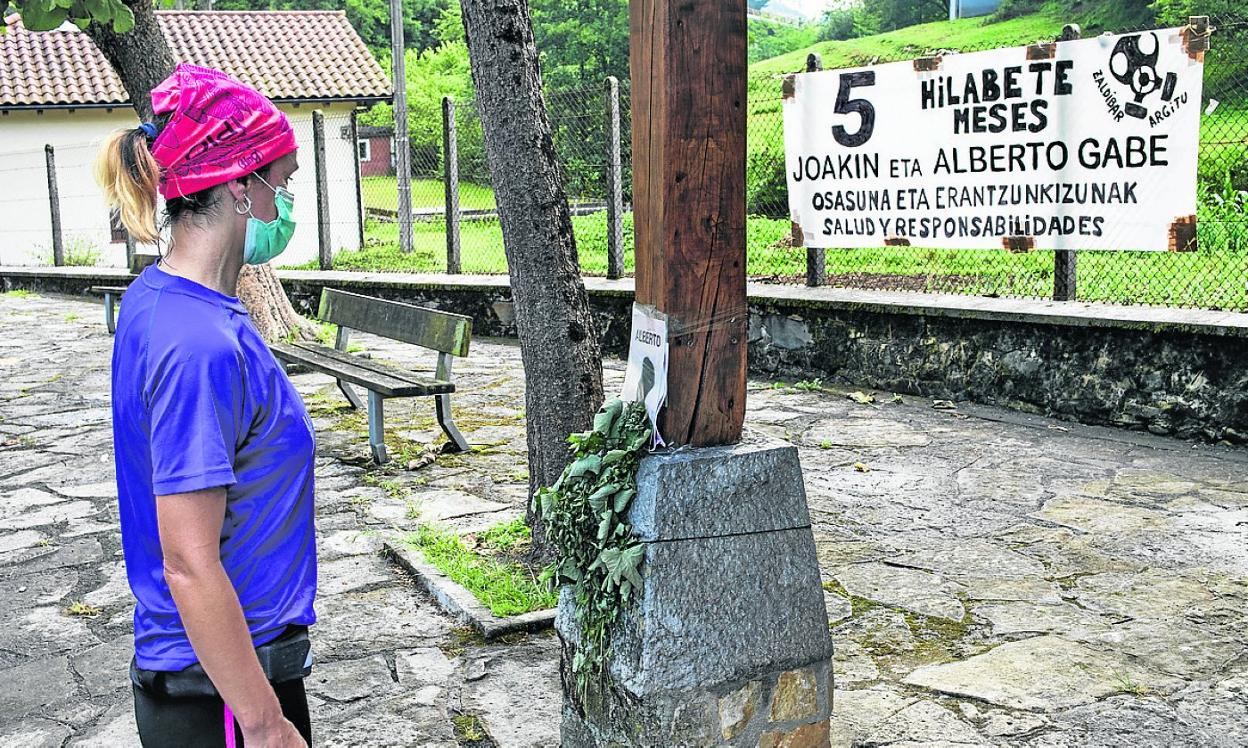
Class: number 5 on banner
833,71,877,148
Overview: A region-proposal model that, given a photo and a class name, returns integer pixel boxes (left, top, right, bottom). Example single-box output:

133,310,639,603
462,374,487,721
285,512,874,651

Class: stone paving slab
2,291,1247,747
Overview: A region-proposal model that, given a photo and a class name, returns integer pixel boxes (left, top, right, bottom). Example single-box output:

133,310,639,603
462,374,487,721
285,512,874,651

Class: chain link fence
322,80,634,277
2,13,1245,313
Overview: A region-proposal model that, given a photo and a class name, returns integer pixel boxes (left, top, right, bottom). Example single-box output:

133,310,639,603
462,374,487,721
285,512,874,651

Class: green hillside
750,13,1070,99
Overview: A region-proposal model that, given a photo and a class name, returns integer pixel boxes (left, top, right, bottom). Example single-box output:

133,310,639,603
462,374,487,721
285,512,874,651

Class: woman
98,63,316,748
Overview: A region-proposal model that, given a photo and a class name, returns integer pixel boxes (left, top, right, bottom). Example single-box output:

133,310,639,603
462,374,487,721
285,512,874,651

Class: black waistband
131,625,312,699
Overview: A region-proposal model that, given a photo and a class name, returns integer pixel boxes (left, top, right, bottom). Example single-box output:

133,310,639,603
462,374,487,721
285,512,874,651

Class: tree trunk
195,0,213,9
458,0,605,557
83,1,173,123
85,1,315,343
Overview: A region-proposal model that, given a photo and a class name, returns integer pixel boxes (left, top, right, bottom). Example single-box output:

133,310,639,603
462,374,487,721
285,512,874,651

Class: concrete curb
382,537,556,640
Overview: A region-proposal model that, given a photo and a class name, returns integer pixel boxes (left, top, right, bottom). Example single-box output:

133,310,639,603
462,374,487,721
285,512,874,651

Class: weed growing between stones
824,580,880,618
533,399,652,701
64,601,101,618
451,712,490,745
903,611,972,665
795,378,826,392
440,626,487,658
1112,670,1151,696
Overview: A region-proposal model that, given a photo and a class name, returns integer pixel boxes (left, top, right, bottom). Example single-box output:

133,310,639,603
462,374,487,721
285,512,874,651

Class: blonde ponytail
95,128,161,244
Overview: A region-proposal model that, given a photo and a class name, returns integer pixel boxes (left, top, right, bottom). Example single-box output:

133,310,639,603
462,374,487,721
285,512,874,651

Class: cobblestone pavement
1,291,1246,747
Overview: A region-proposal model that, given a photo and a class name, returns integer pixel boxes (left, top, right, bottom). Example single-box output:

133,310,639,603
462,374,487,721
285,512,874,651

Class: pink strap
224,703,237,748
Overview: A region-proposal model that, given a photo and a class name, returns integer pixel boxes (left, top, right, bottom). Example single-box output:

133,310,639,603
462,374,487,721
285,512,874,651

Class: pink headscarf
148,63,297,200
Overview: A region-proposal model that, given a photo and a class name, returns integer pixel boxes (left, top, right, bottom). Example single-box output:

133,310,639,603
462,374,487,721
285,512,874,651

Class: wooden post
1052,23,1080,301
44,145,64,267
443,96,461,274
803,53,827,288
390,0,414,254
312,110,332,271
605,75,625,280
350,109,365,250
631,0,747,447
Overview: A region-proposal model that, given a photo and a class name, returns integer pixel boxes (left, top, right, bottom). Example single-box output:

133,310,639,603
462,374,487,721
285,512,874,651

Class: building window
109,211,126,244
357,139,371,163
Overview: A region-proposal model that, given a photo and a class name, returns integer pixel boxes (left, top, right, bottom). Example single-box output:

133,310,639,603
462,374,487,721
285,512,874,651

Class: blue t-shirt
111,263,317,671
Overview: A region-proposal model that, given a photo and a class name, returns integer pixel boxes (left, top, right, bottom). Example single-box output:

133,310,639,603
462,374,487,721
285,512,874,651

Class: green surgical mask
243,174,296,265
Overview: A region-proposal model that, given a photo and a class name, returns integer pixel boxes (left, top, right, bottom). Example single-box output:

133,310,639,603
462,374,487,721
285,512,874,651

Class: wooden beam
630,0,748,447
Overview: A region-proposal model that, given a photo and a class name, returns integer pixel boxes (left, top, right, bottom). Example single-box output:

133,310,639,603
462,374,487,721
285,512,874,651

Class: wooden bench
87,255,159,334
270,288,473,464
88,285,128,334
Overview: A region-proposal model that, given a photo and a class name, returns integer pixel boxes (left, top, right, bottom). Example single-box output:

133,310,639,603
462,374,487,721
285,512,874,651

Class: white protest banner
620,303,668,447
783,28,1204,251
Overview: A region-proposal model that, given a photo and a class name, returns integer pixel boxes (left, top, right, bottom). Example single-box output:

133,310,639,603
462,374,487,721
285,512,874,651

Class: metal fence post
391,0,414,254
803,54,826,288
605,75,625,279
350,109,365,251
443,96,462,274
44,144,64,267
312,110,332,271
1052,23,1081,301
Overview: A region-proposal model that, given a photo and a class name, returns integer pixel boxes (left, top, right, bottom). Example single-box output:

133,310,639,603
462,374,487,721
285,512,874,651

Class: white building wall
0,102,364,269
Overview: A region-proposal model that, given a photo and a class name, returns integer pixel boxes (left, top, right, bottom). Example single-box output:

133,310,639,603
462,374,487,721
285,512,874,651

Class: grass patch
2,289,34,298
407,523,557,617
361,175,497,212
475,517,530,553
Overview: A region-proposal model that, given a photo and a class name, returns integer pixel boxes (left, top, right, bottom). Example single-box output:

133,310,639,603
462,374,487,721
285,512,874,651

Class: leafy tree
2,0,135,33
860,0,948,33
530,0,629,88
816,7,877,41
748,17,819,63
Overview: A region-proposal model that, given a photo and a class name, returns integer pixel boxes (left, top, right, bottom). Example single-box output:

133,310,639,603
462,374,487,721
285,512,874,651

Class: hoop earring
234,195,252,215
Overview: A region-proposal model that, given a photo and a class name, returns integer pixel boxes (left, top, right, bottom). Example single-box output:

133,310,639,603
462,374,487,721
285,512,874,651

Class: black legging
132,678,311,747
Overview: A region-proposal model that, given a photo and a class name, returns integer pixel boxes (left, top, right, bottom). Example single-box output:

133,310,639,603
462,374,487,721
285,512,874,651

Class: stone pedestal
557,437,833,747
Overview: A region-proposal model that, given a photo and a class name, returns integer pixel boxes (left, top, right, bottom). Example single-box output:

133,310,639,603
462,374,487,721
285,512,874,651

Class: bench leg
434,352,469,453
436,393,469,453
334,326,364,409
367,390,388,464
338,380,364,410
104,293,116,335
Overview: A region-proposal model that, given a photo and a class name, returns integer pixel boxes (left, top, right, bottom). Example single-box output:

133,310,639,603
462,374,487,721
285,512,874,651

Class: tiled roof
0,10,391,108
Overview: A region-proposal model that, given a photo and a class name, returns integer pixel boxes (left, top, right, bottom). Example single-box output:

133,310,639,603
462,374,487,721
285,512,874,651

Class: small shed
356,125,394,177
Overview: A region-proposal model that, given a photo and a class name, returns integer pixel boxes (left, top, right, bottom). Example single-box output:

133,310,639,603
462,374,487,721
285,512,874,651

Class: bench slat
318,289,472,357
89,286,129,295
286,341,439,387
270,342,453,398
